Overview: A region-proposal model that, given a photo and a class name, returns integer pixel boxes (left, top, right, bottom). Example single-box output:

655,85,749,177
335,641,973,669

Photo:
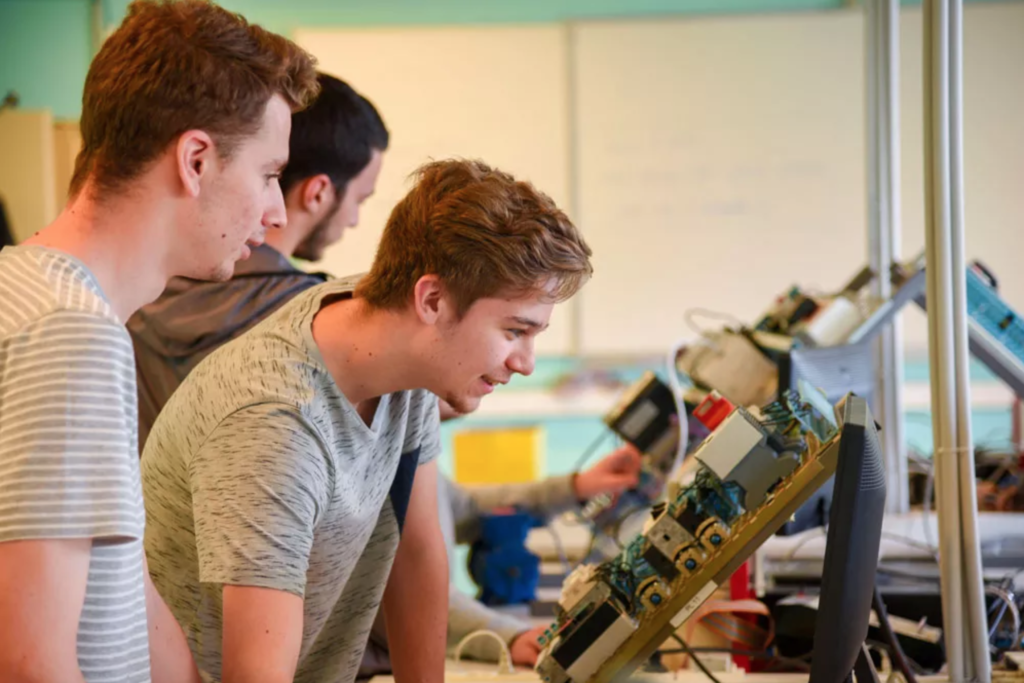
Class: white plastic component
804,295,863,346
559,564,598,613
677,331,778,408
565,610,637,682
693,411,764,482
453,630,515,675
670,581,718,628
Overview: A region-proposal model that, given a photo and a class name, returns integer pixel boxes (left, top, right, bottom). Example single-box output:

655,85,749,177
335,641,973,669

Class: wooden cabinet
0,109,57,242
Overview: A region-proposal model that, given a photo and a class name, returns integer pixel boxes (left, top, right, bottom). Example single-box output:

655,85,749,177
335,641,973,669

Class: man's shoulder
188,275,360,384
233,276,347,338
0,247,119,336
146,326,328,457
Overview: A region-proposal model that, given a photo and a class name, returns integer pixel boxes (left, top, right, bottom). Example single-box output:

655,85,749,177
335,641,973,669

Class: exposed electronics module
579,371,684,535
535,382,851,683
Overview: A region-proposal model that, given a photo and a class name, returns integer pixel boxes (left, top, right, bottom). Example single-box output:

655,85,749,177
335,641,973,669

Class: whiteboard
573,4,1024,355
294,25,575,354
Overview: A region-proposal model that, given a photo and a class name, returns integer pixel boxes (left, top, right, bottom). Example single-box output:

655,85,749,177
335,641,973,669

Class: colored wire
670,634,723,683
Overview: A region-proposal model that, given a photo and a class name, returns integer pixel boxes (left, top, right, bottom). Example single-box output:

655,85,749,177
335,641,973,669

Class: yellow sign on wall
452,426,544,485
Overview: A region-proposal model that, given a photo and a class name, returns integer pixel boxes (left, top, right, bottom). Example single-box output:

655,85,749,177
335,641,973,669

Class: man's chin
184,261,233,283
444,394,481,416
218,257,241,280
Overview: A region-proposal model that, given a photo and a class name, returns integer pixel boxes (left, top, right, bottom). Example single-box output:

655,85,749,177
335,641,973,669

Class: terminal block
536,384,845,683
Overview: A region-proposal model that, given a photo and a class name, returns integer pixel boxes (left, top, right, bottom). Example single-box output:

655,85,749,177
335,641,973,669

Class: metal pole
866,0,909,515
923,1,966,680
948,0,991,678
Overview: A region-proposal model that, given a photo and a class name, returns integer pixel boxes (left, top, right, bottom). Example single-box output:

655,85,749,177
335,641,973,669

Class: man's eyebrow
509,316,549,331
266,157,288,172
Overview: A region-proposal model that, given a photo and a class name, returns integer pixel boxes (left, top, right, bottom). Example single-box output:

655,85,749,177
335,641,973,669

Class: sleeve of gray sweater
448,474,581,547
443,475,581,662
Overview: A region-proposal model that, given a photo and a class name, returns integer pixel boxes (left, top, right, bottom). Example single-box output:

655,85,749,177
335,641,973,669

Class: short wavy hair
358,159,593,316
70,0,320,199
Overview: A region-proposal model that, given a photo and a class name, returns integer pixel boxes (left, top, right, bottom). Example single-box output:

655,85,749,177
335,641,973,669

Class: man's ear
412,274,448,325
301,174,334,214
176,130,215,198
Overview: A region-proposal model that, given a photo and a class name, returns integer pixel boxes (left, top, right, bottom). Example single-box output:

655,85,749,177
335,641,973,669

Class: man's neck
25,192,173,322
311,297,426,408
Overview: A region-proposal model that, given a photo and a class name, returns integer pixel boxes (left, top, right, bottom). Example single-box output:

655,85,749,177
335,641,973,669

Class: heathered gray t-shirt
141,276,440,683
0,245,150,682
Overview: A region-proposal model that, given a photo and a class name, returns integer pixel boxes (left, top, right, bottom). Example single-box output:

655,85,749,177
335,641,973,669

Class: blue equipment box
966,262,1024,366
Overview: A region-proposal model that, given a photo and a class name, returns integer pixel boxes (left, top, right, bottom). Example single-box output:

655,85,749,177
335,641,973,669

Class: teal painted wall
0,0,92,119
5,0,1017,118
5,0,846,119
100,0,843,35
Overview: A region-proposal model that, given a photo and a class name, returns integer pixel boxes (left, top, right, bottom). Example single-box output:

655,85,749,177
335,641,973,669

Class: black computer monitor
809,395,887,683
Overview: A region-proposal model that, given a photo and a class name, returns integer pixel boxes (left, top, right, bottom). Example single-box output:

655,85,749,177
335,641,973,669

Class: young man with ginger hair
141,158,593,683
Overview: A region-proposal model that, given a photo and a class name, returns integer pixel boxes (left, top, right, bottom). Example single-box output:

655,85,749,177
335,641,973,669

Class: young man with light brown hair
140,158,593,683
0,2,318,682
128,72,389,449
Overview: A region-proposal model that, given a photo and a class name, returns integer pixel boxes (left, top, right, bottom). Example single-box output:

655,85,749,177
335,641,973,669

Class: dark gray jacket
127,245,327,450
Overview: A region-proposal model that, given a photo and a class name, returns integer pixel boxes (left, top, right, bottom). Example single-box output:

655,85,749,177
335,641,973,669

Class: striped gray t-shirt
0,245,151,682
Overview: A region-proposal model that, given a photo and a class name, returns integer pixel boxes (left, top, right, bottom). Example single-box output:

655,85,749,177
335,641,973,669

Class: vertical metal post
923,1,966,680
866,0,909,514
948,1,991,678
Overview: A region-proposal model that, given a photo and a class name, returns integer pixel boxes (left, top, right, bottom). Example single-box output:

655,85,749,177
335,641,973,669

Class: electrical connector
693,392,734,431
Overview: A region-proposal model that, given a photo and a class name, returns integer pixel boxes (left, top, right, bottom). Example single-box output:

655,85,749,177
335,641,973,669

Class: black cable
572,430,614,474
670,634,722,683
658,646,812,672
871,585,920,683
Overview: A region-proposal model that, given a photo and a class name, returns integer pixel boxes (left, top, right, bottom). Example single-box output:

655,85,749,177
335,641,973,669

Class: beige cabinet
0,111,81,243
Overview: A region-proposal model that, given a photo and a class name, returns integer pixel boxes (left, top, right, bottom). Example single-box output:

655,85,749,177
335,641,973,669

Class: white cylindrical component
866,0,909,514
804,296,863,347
924,1,966,680
948,0,992,678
